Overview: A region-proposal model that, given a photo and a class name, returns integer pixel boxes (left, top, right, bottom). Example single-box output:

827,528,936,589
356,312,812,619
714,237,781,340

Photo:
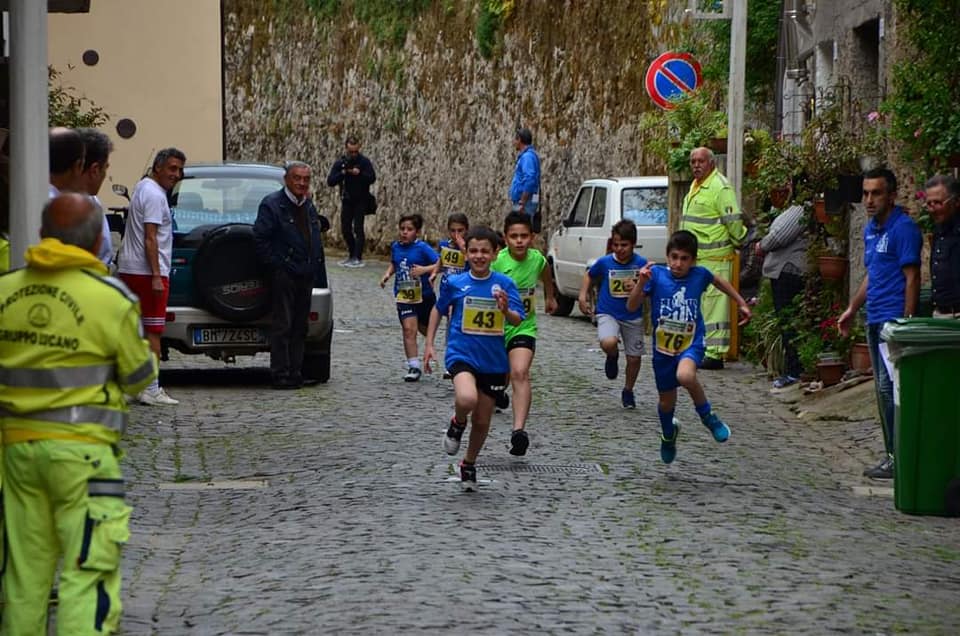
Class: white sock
408,358,421,369
147,379,159,393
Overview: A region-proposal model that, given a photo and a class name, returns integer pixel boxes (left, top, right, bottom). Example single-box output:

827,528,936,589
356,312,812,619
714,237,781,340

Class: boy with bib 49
577,219,648,409
379,213,439,382
424,226,525,491
626,230,751,464
491,212,557,455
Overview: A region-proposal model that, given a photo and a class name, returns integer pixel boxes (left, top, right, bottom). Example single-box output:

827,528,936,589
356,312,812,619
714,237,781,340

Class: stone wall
222,1,671,252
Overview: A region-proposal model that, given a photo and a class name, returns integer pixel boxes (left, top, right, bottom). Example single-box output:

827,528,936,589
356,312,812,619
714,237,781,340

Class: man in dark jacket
925,174,960,318
253,161,329,389
326,136,376,268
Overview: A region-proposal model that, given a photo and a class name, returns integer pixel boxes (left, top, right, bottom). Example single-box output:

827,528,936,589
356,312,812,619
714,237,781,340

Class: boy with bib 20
424,226,525,491
379,214,439,382
626,230,751,464
577,219,648,409
491,212,557,455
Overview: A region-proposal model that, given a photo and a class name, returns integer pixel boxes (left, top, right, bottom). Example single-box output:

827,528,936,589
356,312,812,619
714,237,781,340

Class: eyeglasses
925,196,955,209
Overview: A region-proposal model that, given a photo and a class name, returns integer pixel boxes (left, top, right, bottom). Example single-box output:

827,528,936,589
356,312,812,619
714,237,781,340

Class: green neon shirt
492,248,546,342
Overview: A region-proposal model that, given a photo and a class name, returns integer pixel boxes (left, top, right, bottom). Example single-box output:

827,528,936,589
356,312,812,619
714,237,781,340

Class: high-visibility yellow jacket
680,168,748,259
0,236,9,273
0,238,156,445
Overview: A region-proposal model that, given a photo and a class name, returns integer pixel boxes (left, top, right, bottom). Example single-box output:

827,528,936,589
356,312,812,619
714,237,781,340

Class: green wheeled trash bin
881,318,960,516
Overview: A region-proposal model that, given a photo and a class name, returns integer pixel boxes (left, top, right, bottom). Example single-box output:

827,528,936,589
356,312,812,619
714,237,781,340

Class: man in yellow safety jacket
680,147,748,369
0,193,157,635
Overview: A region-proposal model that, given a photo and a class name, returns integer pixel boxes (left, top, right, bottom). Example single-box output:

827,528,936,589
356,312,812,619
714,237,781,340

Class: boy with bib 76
423,226,525,491
577,219,648,409
379,213,439,382
626,230,751,464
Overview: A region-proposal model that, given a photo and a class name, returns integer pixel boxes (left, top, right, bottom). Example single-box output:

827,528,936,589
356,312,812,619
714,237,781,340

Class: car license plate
192,326,266,345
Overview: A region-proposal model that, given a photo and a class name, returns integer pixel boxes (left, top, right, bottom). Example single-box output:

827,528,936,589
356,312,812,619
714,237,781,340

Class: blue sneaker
605,353,619,380
621,389,636,409
660,418,680,464
702,412,730,443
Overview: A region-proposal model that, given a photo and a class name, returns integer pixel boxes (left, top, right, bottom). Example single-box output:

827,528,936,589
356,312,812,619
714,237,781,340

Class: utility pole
9,0,48,268
726,0,748,203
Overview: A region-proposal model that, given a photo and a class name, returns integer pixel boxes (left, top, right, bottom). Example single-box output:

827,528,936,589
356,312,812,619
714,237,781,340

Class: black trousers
770,271,805,378
270,268,313,384
340,204,365,260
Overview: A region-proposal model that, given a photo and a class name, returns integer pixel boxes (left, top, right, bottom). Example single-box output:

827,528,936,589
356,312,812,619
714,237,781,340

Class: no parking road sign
645,51,703,110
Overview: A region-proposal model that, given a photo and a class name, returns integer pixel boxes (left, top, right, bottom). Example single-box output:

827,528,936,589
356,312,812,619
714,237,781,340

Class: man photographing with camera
327,135,376,268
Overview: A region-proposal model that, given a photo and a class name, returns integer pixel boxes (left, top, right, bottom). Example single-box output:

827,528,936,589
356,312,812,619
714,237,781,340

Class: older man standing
839,168,922,479
679,147,748,369
117,147,186,406
924,174,960,318
254,161,329,389
510,127,541,231
1,193,156,635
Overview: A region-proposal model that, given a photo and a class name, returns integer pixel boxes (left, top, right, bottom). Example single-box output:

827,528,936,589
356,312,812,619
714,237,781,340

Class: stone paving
116,260,960,635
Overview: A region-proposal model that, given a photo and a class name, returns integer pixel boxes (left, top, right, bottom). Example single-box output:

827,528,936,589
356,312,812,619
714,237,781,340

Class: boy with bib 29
626,230,751,464
379,213,439,382
424,226,525,491
578,219,648,409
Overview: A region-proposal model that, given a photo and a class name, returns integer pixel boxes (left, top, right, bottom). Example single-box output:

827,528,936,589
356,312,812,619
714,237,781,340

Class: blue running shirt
390,239,439,304
436,270,525,374
588,253,648,320
644,265,714,356
437,239,467,288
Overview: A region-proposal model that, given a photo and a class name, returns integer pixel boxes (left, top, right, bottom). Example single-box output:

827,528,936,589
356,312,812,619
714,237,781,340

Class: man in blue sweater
509,127,541,231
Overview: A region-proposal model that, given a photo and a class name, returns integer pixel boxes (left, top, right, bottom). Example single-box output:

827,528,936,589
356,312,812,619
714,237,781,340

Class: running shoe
403,367,422,382
509,429,529,456
605,353,619,380
863,455,894,479
138,387,179,406
344,258,366,269
660,418,681,464
701,412,730,443
621,389,636,409
495,391,510,411
460,460,478,492
771,375,800,390
337,257,352,266
444,417,466,455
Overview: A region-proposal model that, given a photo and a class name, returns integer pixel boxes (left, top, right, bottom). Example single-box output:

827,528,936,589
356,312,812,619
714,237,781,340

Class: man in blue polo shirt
509,127,541,231
839,168,921,480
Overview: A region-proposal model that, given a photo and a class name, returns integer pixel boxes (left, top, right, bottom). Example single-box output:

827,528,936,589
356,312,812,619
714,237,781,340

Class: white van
548,176,669,315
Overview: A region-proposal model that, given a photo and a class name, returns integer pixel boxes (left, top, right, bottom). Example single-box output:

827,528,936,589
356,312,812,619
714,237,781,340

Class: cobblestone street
119,262,960,634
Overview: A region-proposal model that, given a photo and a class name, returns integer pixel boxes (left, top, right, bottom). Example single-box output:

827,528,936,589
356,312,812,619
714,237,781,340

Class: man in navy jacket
327,136,376,268
254,161,329,389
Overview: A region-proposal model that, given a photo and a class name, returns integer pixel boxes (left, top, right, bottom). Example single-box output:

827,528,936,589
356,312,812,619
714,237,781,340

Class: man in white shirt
117,147,186,406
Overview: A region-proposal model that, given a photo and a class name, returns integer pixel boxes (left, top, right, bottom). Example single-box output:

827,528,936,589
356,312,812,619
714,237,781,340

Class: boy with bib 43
578,219,648,409
379,214,439,382
491,212,557,455
424,226,525,491
626,230,751,464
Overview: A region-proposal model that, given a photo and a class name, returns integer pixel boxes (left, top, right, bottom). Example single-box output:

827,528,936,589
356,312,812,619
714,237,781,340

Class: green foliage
638,86,727,173
740,280,785,376
48,67,108,128
885,1,960,168
298,0,429,47
476,0,513,59
304,0,340,19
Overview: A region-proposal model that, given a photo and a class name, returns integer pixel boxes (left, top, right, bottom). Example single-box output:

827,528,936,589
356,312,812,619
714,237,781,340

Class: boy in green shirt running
491,212,557,455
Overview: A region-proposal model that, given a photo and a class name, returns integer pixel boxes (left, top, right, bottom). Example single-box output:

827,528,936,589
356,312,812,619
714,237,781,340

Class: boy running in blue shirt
424,226,525,491
626,230,751,463
578,219,648,409
379,213,439,382
434,212,469,288
492,212,557,455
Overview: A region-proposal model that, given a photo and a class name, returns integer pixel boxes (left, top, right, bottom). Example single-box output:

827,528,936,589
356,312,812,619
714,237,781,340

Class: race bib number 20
461,296,504,336
608,269,640,298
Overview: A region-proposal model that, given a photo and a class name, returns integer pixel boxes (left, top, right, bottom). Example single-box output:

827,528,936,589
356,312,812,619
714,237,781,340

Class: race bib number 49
608,269,640,298
396,279,422,304
520,287,536,317
655,318,696,356
461,296,504,336
440,246,466,270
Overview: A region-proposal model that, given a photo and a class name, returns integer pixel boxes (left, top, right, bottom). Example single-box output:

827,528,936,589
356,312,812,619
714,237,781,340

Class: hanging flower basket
818,255,847,280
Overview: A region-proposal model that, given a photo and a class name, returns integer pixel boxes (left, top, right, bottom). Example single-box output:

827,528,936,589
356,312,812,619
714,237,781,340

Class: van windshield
622,187,668,226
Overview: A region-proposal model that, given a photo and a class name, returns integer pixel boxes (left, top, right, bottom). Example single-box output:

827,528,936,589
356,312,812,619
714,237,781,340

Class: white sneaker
345,258,365,268
338,257,352,266
138,387,179,406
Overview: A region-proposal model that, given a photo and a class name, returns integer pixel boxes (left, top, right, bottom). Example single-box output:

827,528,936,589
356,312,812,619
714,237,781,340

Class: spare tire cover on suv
192,224,272,322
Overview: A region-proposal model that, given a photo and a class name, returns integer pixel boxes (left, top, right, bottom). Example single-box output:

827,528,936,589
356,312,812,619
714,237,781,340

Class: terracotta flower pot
816,360,846,386
850,342,872,373
818,255,847,280
709,137,728,154
813,198,829,224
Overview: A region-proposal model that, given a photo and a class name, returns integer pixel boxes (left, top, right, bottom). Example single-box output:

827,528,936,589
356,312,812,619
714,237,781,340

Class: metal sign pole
726,0,747,204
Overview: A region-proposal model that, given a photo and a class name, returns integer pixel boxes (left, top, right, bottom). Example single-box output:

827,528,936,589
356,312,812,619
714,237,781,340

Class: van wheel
553,292,575,317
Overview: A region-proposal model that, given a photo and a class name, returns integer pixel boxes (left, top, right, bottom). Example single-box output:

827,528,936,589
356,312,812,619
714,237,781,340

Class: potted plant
638,86,728,174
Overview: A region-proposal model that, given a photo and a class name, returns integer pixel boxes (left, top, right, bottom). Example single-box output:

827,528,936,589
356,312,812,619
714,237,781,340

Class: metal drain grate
476,463,603,475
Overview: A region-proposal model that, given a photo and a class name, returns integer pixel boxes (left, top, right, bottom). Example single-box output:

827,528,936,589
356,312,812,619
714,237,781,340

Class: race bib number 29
608,269,640,298
461,296,504,336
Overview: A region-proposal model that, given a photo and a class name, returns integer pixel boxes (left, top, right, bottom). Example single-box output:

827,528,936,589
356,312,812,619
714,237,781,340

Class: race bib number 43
520,287,536,317
440,246,466,270
396,279,422,304
461,296,504,336
655,318,696,356
608,269,640,298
